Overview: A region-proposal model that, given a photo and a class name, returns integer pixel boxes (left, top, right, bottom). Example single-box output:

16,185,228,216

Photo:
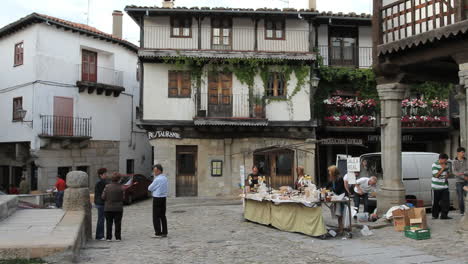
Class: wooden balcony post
372,0,383,63
254,18,259,51
197,16,202,50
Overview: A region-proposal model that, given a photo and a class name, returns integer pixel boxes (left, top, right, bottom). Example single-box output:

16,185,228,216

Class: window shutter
168,71,179,96
181,72,191,96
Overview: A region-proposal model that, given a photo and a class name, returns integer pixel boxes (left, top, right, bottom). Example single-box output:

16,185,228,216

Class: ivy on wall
161,56,311,108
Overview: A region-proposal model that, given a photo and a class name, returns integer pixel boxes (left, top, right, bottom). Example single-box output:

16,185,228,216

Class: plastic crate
404,226,431,240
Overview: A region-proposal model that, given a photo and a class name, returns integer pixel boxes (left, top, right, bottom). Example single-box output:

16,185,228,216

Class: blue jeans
95,204,105,239
456,182,466,214
55,191,64,208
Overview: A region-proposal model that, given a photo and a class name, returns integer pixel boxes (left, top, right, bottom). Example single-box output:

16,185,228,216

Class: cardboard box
392,209,410,231
408,208,427,229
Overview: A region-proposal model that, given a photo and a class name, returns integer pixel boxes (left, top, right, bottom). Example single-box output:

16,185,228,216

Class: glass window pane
213,36,220,45
173,28,180,36
183,28,190,36
276,153,293,175
266,30,273,38
276,30,283,39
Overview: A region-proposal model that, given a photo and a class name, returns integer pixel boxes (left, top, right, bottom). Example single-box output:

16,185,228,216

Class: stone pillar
377,83,407,215
455,91,467,150
460,190,468,232
224,138,233,195
63,171,92,240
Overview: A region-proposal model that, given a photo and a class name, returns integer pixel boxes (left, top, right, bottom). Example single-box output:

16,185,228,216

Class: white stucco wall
144,16,310,52
0,22,151,176
143,63,310,121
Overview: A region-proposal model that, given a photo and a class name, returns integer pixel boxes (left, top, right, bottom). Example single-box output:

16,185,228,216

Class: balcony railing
318,46,372,68
40,115,92,138
196,93,265,118
378,0,461,44
77,64,124,87
144,26,311,53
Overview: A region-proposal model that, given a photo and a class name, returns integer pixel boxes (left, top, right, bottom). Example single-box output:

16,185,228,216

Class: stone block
66,171,89,188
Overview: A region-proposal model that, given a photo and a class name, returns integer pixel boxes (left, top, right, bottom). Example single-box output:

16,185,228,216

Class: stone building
372,0,468,213
0,12,152,192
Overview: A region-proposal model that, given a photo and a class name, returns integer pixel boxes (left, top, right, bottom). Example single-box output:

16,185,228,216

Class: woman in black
247,165,260,188
325,165,347,235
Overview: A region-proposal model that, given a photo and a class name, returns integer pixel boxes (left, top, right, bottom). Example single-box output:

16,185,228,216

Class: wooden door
208,72,232,117
176,146,198,197
254,150,294,189
82,50,97,82
53,97,73,136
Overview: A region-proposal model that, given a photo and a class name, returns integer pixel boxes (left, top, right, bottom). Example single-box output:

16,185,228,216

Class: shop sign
320,138,364,146
148,131,181,140
368,135,413,142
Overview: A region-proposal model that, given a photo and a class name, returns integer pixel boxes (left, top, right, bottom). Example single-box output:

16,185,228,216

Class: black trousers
354,193,369,213
105,211,123,240
432,189,450,218
153,197,168,235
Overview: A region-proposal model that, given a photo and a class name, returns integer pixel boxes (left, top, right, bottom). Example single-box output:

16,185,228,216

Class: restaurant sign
148,131,181,140
319,138,364,146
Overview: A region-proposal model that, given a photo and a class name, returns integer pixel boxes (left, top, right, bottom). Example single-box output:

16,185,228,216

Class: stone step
0,195,18,221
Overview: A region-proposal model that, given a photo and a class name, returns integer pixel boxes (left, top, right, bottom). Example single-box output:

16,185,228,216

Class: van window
360,156,383,180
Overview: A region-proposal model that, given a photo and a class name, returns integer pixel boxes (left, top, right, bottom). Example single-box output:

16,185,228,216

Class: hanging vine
161,56,311,119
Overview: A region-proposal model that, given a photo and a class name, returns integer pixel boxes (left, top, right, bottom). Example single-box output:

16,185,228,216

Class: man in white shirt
353,176,377,213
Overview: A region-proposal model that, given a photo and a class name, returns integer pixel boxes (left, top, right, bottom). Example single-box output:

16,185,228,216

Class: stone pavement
72,198,467,264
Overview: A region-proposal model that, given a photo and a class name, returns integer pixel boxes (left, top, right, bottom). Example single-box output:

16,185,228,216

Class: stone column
460,192,468,232
377,83,407,215
63,171,92,240
224,138,233,195
455,85,468,148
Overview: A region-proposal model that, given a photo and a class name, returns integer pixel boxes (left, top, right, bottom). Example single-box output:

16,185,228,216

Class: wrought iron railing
196,93,265,118
40,115,92,138
318,46,373,68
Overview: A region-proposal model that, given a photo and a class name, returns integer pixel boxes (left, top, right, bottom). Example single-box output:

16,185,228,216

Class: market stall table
244,197,353,238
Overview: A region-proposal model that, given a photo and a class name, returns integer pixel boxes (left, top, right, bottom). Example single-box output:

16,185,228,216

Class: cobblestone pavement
75,198,468,264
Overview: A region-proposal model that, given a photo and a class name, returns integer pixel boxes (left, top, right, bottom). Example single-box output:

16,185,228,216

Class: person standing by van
432,153,451,219
452,147,467,216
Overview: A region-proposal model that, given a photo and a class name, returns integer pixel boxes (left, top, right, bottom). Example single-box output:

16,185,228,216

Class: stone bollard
63,171,92,240
460,190,468,232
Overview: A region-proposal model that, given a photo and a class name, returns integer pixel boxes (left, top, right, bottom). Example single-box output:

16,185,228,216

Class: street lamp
310,75,320,88
17,108,33,125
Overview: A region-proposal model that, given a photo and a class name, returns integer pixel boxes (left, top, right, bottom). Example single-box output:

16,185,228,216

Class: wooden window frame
170,17,193,38
12,97,23,121
81,49,98,82
211,17,233,49
265,72,287,98
211,160,223,177
168,71,192,98
14,42,24,66
328,26,359,67
264,19,286,40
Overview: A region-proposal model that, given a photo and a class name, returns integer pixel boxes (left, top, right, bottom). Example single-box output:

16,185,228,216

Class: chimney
162,0,175,8
308,0,317,11
112,10,123,38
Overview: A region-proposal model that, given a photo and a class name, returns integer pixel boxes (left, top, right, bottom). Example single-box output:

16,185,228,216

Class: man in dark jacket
94,168,107,241
102,173,124,241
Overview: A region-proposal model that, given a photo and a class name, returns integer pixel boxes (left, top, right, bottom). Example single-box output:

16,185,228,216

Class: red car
120,174,152,205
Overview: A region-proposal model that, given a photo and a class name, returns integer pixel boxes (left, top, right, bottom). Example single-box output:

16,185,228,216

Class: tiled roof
0,13,138,52
377,19,468,55
124,5,371,19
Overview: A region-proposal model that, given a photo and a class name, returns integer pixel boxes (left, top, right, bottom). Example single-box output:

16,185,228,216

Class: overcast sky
1,0,372,45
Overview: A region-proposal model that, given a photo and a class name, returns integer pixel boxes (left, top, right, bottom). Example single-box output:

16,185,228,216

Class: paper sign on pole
240,165,245,188
347,157,360,172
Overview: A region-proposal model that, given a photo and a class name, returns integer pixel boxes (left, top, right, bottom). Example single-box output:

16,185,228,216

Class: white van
359,152,456,207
